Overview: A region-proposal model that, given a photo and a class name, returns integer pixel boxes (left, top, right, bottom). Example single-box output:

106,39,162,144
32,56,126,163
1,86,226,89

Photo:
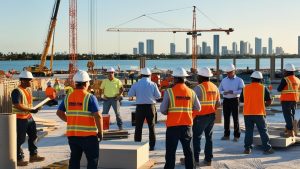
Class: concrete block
253,134,296,147
81,141,149,169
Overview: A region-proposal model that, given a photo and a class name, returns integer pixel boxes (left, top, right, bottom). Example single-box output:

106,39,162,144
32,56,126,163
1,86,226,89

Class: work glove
29,108,39,114
97,132,103,142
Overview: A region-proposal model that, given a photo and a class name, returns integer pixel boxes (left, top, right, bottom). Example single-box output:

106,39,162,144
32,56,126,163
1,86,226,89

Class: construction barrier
103,114,110,130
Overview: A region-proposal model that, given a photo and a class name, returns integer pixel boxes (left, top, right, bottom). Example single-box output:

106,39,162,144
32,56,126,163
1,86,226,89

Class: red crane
68,0,77,85
107,6,234,72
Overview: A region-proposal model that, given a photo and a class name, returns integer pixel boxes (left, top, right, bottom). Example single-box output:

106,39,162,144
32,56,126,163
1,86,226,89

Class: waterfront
1,58,300,72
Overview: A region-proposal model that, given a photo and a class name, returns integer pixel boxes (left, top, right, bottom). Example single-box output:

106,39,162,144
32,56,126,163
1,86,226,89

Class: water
1,58,300,71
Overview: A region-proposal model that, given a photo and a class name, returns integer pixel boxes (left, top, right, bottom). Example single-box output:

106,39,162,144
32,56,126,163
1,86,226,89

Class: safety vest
166,83,195,127
280,75,300,102
12,86,33,119
193,81,220,116
243,83,266,116
65,89,97,137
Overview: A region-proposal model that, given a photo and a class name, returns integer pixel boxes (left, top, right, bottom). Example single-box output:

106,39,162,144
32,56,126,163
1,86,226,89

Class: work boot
180,157,185,165
243,149,251,154
221,136,230,140
17,159,29,166
263,148,274,155
197,160,212,167
118,126,123,130
29,155,45,163
285,130,295,138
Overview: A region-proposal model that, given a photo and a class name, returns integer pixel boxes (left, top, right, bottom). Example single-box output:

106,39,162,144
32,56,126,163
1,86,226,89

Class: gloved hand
29,108,39,114
97,132,103,142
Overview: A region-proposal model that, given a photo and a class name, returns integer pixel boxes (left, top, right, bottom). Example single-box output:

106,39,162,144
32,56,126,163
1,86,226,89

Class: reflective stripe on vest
280,75,300,102
193,82,219,116
65,90,97,136
12,87,32,119
166,84,194,127
243,83,266,116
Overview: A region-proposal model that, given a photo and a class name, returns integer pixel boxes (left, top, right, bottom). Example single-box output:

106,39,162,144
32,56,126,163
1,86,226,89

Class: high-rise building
213,35,220,55
133,48,138,55
255,37,262,55
207,46,211,55
186,38,190,55
197,45,201,55
275,47,284,55
146,39,154,54
232,42,237,55
202,42,207,55
138,42,144,55
268,38,273,55
240,41,245,55
262,47,267,55
170,43,176,55
244,42,248,54
298,36,300,55
221,46,228,55
249,48,253,55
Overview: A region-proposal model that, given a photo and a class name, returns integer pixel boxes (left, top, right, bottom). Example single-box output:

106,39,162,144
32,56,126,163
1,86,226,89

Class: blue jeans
244,116,272,151
281,101,296,130
164,126,195,169
68,136,99,169
192,114,215,162
102,98,123,127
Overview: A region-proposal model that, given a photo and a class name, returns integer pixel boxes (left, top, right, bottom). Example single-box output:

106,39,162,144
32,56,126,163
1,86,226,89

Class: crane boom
39,0,61,72
107,28,234,34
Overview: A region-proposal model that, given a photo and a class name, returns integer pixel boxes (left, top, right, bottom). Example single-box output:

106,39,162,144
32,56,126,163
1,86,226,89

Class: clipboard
32,97,51,110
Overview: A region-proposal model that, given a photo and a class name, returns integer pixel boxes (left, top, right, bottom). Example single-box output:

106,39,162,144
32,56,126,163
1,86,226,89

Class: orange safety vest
45,87,56,99
193,81,220,116
65,89,97,137
243,83,266,116
166,84,195,127
12,86,33,119
280,75,300,102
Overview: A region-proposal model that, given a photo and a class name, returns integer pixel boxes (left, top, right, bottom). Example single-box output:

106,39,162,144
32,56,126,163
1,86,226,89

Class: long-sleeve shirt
128,77,161,104
160,88,201,115
219,75,245,98
277,78,287,92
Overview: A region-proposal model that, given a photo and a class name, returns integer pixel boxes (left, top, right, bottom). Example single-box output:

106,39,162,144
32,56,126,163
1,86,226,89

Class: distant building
262,47,267,55
213,35,220,55
146,39,154,55
255,37,262,55
138,42,144,55
221,46,228,55
268,38,273,55
298,36,300,55
197,45,201,55
232,42,237,55
275,47,284,55
133,48,138,55
240,41,245,55
202,42,207,55
186,38,190,55
207,46,211,55
170,43,176,55
249,48,253,55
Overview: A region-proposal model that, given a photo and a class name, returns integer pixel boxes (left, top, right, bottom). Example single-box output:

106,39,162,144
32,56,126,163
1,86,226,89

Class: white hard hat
19,70,34,79
73,70,91,82
141,67,151,75
107,67,115,72
250,71,263,79
284,63,296,71
172,67,189,77
224,64,236,72
198,67,213,77
47,81,52,86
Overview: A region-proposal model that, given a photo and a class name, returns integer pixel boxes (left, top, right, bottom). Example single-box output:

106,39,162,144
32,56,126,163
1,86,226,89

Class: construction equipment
26,0,61,77
107,6,234,72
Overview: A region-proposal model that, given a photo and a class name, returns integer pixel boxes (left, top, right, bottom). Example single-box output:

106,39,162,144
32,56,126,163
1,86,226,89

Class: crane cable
195,7,221,28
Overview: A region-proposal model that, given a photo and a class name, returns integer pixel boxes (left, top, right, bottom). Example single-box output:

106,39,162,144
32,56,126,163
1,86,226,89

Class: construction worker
277,63,300,137
128,67,161,151
100,67,124,130
192,67,220,166
11,70,45,166
56,70,103,169
219,64,245,141
160,67,200,169
45,81,58,106
240,71,274,154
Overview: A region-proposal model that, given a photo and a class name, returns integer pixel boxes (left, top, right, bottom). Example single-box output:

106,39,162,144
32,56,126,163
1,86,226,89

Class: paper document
32,97,51,110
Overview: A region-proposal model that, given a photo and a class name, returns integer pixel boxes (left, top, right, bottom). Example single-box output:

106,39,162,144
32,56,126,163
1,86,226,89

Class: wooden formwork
0,79,19,114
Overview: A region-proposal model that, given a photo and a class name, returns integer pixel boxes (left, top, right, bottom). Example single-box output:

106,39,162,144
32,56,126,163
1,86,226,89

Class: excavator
26,0,61,77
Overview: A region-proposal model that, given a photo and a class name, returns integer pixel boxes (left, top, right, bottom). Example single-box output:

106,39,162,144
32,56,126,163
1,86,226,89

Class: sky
0,0,300,55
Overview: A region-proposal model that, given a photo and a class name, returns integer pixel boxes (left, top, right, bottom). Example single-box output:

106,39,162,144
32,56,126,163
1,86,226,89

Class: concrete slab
253,134,296,147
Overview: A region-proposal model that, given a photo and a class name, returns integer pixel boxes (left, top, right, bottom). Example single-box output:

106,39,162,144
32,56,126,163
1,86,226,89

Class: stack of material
34,117,58,141
0,79,19,114
103,129,129,140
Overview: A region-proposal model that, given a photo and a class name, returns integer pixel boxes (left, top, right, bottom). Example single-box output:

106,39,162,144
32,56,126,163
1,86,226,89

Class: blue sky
0,0,300,54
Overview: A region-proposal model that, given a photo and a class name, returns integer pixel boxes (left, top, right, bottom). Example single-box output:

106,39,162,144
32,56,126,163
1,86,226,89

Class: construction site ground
19,98,300,169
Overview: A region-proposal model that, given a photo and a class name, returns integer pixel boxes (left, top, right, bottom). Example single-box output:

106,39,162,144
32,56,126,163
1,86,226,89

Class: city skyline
1,0,300,54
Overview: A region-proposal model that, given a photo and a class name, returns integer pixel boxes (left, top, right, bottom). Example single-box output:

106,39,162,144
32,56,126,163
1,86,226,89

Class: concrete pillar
139,57,146,69
281,56,284,72
270,55,276,80
0,113,16,169
255,56,260,70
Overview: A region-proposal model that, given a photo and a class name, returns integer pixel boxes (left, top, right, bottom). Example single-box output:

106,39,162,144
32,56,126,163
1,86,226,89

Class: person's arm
11,89,35,112
277,78,287,92
127,84,136,97
153,84,161,99
233,78,245,94
192,92,201,111
218,80,225,95
160,90,170,115
89,95,103,139
215,90,221,110
100,80,105,98
239,89,244,103
264,87,272,106
56,100,67,122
